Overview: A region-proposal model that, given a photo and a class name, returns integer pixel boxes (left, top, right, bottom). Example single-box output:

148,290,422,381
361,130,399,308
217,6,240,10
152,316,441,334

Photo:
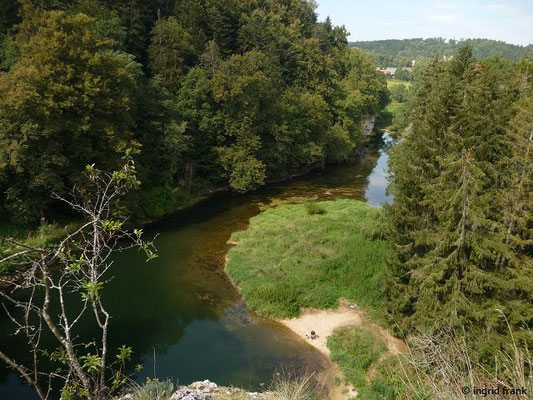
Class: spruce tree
385,47,532,361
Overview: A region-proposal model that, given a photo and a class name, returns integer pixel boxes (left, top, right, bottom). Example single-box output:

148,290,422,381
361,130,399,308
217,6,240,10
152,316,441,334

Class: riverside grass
328,326,387,388
226,199,390,319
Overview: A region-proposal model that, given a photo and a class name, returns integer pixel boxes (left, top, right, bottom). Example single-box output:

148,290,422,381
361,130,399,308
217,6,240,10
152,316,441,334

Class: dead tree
0,157,157,400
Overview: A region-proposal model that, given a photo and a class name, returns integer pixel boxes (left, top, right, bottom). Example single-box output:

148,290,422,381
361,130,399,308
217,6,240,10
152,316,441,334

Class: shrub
327,326,387,388
304,201,326,215
130,379,175,400
137,186,177,220
269,373,320,400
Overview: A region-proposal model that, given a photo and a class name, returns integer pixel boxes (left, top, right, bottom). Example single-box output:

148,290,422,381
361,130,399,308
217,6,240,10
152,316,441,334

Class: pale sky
315,0,533,46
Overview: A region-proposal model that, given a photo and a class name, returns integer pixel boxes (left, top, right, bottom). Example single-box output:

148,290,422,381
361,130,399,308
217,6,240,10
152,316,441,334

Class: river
0,133,393,399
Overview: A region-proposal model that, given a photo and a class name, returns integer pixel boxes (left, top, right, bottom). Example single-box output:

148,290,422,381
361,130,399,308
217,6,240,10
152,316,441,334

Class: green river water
0,133,392,399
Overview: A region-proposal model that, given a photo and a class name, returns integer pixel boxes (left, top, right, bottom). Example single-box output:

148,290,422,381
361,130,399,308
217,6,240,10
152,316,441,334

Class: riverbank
225,199,406,398
278,299,403,358
278,299,405,399
1,131,399,398
0,132,380,280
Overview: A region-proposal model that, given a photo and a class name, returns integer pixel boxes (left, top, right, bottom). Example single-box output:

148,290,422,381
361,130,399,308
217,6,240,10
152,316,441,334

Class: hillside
351,37,533,66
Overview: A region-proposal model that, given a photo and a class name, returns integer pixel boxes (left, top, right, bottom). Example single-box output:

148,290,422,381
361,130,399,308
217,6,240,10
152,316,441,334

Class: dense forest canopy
385,46,533,364
0,0,388,223
352,37,533,67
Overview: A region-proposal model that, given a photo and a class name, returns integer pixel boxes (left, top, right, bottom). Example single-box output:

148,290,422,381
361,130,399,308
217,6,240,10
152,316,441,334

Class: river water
0,133,393,399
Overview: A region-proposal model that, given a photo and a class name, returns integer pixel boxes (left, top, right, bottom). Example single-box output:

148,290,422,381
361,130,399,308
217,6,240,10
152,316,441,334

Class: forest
386,46,532,364
352,37,533,67
0,0,388,225
0,0,532,399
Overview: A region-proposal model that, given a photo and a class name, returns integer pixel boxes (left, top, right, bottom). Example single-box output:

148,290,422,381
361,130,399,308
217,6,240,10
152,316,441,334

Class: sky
315,0,533,46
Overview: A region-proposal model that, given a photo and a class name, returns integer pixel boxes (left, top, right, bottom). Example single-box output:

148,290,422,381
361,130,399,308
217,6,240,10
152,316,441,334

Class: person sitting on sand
310,330,318,340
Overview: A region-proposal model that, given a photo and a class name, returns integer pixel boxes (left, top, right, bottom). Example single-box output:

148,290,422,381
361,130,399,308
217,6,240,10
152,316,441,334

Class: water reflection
0,132,393,399
365,132,393,207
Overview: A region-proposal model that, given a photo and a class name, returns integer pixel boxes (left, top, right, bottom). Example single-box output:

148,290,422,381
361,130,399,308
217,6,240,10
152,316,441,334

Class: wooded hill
351,38,533,67
0,0,388,224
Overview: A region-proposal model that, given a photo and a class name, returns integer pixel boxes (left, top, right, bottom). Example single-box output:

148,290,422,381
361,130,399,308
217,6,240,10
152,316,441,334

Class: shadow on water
0,133,394,399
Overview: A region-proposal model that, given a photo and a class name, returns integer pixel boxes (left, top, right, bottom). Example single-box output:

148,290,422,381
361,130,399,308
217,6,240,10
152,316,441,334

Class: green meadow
226,199,390,319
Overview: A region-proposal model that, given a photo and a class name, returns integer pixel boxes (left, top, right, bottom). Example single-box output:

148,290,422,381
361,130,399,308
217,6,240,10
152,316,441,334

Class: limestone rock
170,380,219,400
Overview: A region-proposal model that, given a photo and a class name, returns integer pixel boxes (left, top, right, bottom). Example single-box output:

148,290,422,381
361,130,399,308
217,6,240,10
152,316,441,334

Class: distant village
377,56,455,77
376,66,412,76
376,60,415,77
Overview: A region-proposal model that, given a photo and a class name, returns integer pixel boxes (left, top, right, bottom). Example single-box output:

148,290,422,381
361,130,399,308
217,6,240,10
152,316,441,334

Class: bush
269,373,319,400
304,201,326,215
130,379,175,400
327,326,387,388
137,186,177,220
389,83,408,103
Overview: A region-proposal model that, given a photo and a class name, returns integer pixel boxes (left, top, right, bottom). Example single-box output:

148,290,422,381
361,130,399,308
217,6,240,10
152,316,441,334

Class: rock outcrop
120,380,267,400
362,115,376,137
171,380,265,400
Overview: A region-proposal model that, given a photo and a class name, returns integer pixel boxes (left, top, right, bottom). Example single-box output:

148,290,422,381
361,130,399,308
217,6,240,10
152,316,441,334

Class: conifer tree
385,47,532,361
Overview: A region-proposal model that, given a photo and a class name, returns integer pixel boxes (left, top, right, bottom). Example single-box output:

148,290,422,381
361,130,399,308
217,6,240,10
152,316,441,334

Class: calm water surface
0,134,393,399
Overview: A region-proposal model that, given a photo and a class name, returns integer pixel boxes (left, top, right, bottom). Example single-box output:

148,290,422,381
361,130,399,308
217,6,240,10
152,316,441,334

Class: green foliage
0,222,81,275
116,345,133,362
135,77,188,188
304,201,326,215
389,83,408,103
227,200,390,318
384,79,415,132
136,185,178,220
385,47,533,364
68,0,128,49
394,68,410,81
0,0,19,33
82,280,104,301
148,17,196,90
0,0,388,225
328,326,386,388
61,381,89,400
130,379,174,400
327,327,415,400
353,38,533,62
0,32,16,70
81,353,103,374
0,9,141,222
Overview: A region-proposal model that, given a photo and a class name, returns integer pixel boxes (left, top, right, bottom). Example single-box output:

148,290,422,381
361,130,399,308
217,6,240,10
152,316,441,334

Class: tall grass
391,326,532,400
268,373,319,400
127,379,175,400
227,200,391,319
328,326,387,388
304,201,327,215
326,323,532,400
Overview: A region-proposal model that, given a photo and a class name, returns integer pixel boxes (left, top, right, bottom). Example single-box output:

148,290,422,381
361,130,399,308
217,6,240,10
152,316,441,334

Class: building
376,67,412,76
377,67,397,76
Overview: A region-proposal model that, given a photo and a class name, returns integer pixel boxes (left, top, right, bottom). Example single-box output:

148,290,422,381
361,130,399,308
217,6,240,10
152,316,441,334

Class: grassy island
226,199,390,319
226,199,403,398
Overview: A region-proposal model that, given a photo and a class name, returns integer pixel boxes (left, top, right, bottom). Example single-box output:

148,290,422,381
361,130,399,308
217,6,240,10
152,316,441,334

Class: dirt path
278,299,405,399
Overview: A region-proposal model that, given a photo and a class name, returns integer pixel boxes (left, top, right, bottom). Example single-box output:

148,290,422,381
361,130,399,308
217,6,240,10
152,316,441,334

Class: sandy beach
278,299,404,357
279,299,364,356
